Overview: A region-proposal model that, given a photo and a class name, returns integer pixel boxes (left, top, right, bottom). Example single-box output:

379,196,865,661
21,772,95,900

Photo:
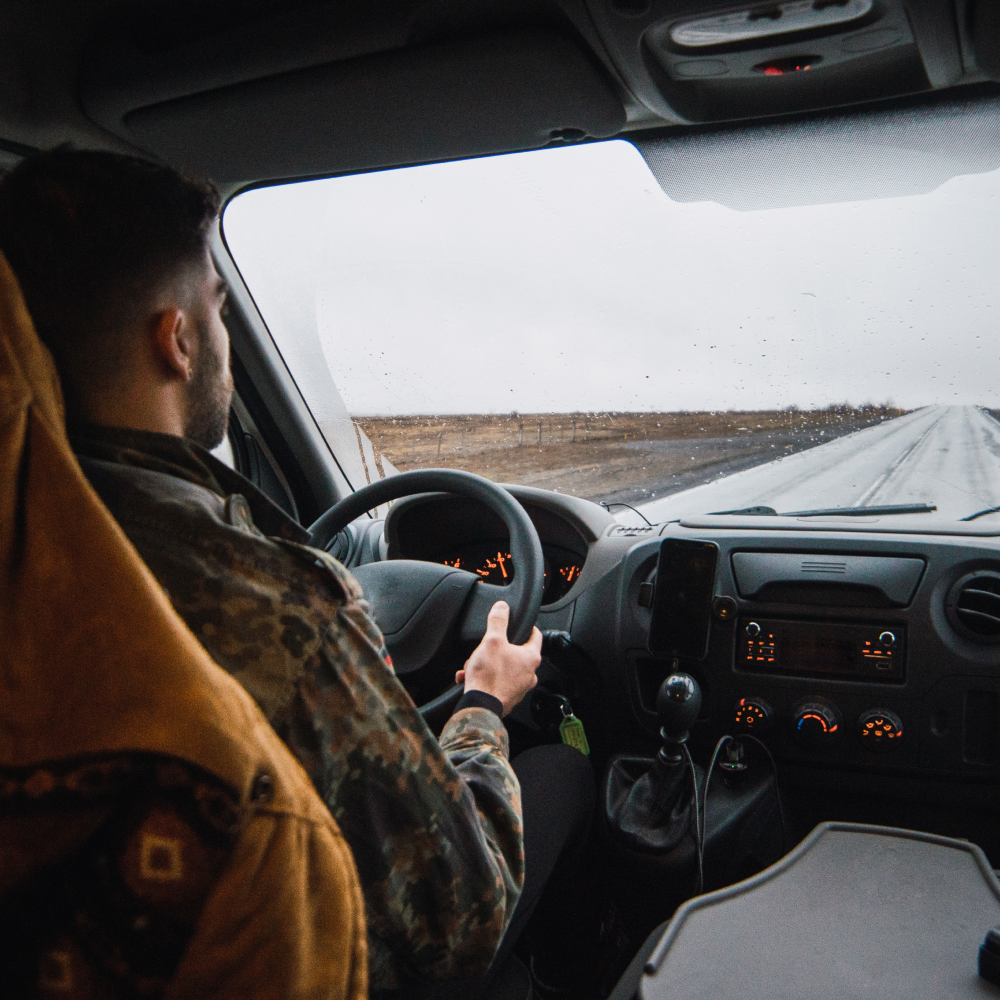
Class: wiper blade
710,503,937,517
709,506,779,515
960,505,1000,522
783,503,937,517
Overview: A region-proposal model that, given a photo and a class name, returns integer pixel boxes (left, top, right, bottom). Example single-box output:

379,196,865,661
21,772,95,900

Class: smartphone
648,539,719,659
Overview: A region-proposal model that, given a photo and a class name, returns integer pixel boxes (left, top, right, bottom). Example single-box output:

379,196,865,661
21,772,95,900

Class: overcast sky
224,138,1000,416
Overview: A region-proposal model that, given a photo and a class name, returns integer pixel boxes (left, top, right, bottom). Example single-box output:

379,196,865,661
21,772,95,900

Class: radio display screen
781,635,855,674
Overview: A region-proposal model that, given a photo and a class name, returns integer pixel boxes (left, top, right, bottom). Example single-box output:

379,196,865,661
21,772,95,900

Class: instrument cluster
441,541,583,605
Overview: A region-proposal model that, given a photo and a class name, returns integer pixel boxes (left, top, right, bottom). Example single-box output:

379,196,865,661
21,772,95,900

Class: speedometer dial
475,550,515,585
442,545,520,585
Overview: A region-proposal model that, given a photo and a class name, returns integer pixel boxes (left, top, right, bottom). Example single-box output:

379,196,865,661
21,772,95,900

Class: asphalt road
639,406,1000,523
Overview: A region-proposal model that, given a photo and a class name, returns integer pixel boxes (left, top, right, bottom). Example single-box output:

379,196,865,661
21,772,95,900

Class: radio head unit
739,617,905,681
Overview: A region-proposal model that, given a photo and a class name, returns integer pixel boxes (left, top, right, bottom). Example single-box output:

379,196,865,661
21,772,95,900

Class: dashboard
366,487,1000,814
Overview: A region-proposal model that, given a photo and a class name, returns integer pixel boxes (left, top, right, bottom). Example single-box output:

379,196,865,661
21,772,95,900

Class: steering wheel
309,469,545,720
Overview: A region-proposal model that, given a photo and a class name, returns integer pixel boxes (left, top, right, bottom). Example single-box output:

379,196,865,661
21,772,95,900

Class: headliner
0,0,997,194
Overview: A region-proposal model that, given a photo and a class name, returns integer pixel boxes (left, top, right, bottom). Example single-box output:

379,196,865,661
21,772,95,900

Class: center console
610,526,1000,782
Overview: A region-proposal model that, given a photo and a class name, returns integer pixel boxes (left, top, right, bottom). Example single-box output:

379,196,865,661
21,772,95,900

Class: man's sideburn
185,316,233,449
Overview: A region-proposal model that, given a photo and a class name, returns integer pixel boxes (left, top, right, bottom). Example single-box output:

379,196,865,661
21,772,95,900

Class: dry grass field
355,406,905,505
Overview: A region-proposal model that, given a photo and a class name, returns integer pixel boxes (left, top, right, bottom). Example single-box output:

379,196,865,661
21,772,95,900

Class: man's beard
184,321,233,450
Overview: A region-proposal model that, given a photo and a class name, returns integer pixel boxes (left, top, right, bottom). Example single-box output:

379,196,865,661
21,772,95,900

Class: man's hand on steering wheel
455,601,543,716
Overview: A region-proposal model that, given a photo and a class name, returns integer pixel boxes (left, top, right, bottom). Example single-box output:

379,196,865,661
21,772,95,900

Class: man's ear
151,308,193,381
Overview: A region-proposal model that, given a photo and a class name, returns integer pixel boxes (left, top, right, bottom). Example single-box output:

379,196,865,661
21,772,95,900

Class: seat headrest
0,250,268,790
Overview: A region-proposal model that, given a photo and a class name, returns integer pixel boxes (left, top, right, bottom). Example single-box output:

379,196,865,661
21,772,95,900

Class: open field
355,406,906,506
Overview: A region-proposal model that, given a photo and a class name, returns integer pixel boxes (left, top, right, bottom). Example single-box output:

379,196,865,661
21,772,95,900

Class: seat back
0,249,368,998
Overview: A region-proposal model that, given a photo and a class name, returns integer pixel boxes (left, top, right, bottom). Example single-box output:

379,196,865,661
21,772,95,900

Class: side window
211,433,236,469
227,397,299,521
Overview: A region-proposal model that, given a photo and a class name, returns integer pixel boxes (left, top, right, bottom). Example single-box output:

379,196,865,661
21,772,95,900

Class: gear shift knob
657,673,702,750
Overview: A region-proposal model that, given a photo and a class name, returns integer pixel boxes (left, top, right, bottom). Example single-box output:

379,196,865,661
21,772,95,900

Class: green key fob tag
559,712,590,755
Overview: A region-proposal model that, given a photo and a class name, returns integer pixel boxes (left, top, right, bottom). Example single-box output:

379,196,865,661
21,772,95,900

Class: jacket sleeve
304,574,525,990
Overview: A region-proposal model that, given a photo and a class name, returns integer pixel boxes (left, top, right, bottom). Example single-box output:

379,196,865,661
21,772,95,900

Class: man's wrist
454,690,504,718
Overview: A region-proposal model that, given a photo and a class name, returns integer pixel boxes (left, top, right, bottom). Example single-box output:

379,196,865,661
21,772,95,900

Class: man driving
0,147,593,994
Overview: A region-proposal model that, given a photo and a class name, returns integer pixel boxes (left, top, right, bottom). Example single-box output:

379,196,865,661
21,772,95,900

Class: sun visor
632,93,1000,211
82,29,625,184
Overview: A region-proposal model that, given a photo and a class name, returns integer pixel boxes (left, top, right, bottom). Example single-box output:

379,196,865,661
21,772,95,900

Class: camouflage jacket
72,424,525,990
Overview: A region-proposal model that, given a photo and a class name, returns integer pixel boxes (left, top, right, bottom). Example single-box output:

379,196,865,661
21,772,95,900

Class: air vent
948,572,1000,641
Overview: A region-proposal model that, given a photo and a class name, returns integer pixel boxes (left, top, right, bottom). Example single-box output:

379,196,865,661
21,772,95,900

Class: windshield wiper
710,503,937,517
960,505,1000,522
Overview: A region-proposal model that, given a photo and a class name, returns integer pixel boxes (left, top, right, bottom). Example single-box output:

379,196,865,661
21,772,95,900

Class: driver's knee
513,744,595,866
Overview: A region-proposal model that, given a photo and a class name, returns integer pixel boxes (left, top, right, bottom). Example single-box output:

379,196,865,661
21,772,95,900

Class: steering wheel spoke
350,561,479,674
457,581,513,643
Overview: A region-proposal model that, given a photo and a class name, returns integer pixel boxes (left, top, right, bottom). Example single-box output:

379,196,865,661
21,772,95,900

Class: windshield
223,98,1000,526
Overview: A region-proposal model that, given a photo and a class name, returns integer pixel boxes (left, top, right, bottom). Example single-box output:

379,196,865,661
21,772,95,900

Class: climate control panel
732,695,905,752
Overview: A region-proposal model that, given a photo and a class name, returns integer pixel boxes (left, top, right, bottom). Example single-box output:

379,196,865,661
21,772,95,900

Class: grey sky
224,138,1000,416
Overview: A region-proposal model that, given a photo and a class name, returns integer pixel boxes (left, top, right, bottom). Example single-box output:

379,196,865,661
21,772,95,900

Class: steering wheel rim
309,469,545,645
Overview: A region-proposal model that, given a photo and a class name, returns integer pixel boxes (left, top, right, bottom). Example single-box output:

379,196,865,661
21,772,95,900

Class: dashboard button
879,631,896,646
858,708,903,750
746,621,761,637
714,595,737,620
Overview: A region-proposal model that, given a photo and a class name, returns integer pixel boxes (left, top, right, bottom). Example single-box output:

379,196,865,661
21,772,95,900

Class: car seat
0,248,367,998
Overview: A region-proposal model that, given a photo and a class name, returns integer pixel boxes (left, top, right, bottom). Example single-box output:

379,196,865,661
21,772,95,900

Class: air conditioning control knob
746,621,761,637
857,708,903,750
791,698,842,746
879,631,896,646
734,696,773,733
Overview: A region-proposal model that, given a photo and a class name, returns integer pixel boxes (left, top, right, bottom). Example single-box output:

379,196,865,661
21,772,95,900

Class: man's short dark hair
0,147,220,413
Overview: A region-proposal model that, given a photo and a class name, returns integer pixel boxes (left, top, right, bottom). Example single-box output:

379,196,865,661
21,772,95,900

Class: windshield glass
223,99,1000,525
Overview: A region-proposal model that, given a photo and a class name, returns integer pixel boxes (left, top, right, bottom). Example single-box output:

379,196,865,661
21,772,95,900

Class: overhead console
584,0,994,125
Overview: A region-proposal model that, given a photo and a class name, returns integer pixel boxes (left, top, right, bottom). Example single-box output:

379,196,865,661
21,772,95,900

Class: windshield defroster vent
948,572,1000,642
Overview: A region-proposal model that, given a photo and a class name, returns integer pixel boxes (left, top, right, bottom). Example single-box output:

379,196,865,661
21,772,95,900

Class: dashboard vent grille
949,572,1000,641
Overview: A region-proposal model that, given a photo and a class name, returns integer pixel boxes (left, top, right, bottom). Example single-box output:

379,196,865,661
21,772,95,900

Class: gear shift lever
604,671,784,889
606,673,703,853
657,673,702,765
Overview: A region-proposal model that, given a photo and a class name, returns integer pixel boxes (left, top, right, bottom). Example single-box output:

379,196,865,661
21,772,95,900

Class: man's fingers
455,669,466,684
486,601,510,637
524,625,543,653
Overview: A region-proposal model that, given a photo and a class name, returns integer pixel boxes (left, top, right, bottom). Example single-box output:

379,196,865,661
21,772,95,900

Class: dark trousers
373,742,595,1000
492,743,596,975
